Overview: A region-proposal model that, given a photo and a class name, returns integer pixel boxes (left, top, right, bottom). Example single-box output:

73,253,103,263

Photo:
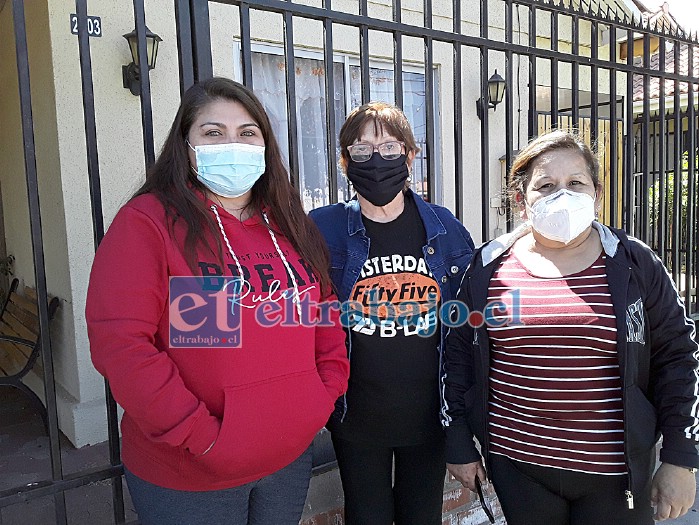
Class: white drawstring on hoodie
210,205,303,319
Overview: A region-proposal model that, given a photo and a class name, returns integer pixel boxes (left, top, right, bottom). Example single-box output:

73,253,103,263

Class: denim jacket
309,189,475,422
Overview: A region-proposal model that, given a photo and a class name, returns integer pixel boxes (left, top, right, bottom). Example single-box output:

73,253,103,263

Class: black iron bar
480,0,490,242
240,1,253,87
10,1,67,522
359,0,370,104
282,9,300,187
640,33,650,244
571,13,580,128
528,3,537,140
590,19,599,143
424,0,435,202
672,41,682,286
649,122,657,250
508,0,699,45
393,0,404,109
213,0,699,48
204,0,698,83
322,0,338,203
623,26,634,231
191,0,213,81
76,0,104,249
0,465,123,508
76,0,125,521
505,0,514,233
657,37,667,262
452,0,463,220
550,9,559,129
686,44,697,312
175,0,195,94
133,0,156,168
608,20,618,227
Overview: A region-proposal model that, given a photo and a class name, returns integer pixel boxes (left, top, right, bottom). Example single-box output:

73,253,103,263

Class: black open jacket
442,222,699,499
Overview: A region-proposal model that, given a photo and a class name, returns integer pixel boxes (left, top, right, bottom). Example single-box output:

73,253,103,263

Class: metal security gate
176,0,697,307
634,109,698,312
1,0,698,524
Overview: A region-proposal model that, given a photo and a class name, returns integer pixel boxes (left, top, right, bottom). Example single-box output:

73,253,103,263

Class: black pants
331,434,446,525
489,454,654,525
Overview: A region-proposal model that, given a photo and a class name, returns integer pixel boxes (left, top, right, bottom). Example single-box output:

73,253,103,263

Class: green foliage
649,152,696,252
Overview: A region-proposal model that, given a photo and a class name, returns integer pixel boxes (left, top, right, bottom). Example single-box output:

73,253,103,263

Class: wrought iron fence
2,0,697,523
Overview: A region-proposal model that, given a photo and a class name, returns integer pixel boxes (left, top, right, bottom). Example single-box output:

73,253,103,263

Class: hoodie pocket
197,369,334,480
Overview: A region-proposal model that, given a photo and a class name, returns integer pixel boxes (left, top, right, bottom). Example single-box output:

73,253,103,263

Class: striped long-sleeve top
487,251,626,475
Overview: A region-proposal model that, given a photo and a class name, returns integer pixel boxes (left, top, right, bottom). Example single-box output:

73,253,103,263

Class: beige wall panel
210,2,240,79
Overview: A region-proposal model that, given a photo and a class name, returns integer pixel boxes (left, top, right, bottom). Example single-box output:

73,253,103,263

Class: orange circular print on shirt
351,272,441,319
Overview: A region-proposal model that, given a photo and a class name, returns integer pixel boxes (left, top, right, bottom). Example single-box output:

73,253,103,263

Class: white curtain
251,53,434,206
252,53,346,210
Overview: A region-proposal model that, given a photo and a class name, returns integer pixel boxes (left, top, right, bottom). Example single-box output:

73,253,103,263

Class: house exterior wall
0,0,183,446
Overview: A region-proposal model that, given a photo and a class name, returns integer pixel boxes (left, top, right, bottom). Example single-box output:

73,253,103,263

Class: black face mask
346,153,409,207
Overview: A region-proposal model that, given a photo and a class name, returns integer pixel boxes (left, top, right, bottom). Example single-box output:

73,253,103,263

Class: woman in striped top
443,130,699,524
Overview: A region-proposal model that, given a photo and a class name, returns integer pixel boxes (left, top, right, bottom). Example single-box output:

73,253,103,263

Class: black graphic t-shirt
332,196,443,446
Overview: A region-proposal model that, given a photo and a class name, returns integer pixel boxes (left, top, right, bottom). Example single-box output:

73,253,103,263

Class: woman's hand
651,462,697,520
447,461,487,492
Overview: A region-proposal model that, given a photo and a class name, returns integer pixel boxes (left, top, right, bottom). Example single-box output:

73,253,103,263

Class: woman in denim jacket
309,102,474,525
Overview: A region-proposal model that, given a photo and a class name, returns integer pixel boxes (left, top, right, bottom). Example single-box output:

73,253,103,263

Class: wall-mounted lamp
476,70,506,120
122,25,162,96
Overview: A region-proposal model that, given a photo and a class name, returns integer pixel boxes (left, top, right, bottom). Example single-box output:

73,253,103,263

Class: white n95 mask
527,188,596,244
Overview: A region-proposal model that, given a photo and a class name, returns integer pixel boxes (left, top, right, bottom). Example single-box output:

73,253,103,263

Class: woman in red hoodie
86,78,349,525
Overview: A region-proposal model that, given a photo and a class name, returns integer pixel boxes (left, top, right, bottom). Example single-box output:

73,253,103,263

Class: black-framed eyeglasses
347,141,405,163
475,475,495,524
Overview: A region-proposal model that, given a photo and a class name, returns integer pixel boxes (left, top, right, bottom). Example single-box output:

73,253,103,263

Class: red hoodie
86,193,349,491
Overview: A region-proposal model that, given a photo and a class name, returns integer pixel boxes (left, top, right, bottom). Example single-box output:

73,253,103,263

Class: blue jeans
124,445,313,525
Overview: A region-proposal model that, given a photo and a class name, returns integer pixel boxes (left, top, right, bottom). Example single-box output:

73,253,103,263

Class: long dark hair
134,77,332,296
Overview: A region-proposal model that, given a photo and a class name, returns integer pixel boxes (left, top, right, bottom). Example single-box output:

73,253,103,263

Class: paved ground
0,388,138,524
1,388,698,524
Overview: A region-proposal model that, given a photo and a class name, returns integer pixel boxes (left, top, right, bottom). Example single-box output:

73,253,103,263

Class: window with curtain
252,53,346,210
251,52,436,210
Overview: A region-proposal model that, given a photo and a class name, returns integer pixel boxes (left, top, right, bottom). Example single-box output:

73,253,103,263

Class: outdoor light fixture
122,25,162,96
476,70,506,120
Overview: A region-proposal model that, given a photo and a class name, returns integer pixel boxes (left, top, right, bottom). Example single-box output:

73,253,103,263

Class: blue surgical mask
188,141,266,198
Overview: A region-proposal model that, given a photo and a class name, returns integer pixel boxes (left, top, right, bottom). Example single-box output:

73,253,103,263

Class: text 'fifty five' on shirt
331,195,443,446
485,250,626,475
